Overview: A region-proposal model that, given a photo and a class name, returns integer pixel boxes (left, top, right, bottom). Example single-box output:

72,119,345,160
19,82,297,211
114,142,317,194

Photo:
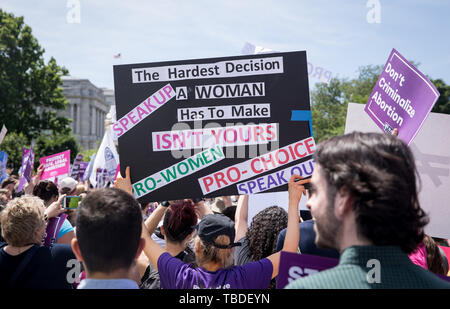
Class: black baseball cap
196,214,241,249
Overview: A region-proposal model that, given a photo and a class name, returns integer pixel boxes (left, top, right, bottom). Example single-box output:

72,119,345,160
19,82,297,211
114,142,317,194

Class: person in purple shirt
114,167,307,289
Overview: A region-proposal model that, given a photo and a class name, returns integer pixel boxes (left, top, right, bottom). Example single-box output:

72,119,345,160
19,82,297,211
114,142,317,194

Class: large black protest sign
113,51,314,203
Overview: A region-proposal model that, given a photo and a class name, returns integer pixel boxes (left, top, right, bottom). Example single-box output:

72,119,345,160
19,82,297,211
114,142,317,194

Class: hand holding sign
392,128,399,137
114,166,133,195
288,174,308,206
193,199,214,220
34,164,45,185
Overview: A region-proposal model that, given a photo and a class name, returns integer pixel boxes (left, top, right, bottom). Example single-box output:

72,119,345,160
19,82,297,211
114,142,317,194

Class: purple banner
277,251,338,289
95,168,108,188
70,154,84,180
78,162,89,181
17,140,35,192
437,274,450,282
43,213,68,247
364,48,440,145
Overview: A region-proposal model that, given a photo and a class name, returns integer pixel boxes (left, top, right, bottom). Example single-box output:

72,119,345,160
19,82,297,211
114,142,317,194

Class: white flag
0,125,7,145
89,128,120,187
108,105,118,141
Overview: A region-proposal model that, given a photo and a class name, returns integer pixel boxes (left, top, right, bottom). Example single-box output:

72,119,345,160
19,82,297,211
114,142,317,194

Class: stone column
77,102,81,135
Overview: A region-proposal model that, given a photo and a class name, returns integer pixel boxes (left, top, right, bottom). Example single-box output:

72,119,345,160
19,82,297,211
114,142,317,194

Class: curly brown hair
246,206,288,261
423,235,447,275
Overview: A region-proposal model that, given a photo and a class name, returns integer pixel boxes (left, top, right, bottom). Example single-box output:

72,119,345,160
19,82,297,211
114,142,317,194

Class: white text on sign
178,104,270,121
131,57,283,83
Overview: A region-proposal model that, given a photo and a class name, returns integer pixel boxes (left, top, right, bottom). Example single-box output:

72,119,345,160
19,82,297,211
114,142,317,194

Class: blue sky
1,0,449,89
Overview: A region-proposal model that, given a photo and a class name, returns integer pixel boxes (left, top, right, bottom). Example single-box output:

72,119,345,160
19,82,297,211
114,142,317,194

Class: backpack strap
8,244,39,287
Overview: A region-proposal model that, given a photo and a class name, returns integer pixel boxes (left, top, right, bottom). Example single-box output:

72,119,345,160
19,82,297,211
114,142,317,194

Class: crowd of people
0,131,449,289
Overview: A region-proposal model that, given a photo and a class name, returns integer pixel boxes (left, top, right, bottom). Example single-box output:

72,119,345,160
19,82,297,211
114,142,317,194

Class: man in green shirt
286,132,450,289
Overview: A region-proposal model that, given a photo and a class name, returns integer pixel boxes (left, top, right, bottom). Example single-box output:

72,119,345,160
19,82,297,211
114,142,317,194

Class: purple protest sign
17,141,35,192
40,150,71,180
78,162,89,181
43,213,68,247
277,251,338,289
95,168,109,188
114,164,120,181
365,49,440,145
70,154,84,180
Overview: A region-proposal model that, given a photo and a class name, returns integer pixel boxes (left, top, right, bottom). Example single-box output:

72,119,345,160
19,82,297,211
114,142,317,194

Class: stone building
60,75,110,150
101,87,115,107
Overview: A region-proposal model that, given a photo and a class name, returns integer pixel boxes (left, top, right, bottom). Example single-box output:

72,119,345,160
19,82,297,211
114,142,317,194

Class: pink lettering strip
151,123,278,151
198,136,316,195
113,84,175,138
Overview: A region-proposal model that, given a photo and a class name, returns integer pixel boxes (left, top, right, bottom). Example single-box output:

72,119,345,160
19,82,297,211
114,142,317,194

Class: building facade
101,87,115,107
60,76,110,150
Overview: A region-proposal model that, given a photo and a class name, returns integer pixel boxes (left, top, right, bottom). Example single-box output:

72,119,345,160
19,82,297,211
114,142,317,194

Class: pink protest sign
365,48,440,144
40,150,71,180
114,164,121,181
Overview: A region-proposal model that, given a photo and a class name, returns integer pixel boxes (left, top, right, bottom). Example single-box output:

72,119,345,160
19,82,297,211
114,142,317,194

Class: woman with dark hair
32,180,75,245
139,200,197,289
33,180,59,205
234,195,288,288
423,235,448,275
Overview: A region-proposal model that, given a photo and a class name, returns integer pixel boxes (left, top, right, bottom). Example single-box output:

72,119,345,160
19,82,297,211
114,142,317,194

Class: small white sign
248,191,309,226
0,125,7,145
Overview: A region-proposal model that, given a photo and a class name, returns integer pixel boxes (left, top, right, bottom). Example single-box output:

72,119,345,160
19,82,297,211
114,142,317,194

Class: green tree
0,132,80,175
310,65,384,143
310,77,348,143
34,132,80,169
0,132,28,174
0,9,81,174
0,9,71,138
431,79,450,114
340,65,383,104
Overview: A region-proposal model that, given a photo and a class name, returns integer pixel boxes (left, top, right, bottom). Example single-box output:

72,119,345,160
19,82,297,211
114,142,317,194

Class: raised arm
141,222,166,272
266,174,307,279
234,195,249,242
24,163,44,195
144,203,168,235
192,199,213,220
222,195,233,207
